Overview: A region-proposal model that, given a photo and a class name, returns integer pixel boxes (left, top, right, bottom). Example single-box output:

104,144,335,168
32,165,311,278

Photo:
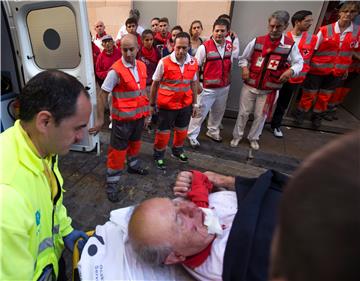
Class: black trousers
271,82,300,129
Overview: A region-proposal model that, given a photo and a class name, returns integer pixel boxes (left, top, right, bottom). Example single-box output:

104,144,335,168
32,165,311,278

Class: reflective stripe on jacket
0,120,73,280
158,56,198,110
287,31,317,84
111,59,149,121
246,35,294,90
202,38,232,88
310,23,360,76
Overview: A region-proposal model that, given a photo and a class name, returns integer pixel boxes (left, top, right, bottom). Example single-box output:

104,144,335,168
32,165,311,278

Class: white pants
188,85,230,139
232,85,268,141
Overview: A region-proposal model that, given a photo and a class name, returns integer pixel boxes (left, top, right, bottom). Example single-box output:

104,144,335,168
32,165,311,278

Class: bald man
93,20,107,50
128,169,286,281
90,34,150,202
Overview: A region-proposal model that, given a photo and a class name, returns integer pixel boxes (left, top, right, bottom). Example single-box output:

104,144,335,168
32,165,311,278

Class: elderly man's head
128,197,215,265
268,10,290,40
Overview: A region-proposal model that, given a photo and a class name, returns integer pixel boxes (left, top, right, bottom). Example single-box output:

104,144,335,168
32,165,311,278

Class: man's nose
75,130,84,143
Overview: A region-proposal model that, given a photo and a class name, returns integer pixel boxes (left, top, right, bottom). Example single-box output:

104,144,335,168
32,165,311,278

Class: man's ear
164,251,186,265
35,110,52,133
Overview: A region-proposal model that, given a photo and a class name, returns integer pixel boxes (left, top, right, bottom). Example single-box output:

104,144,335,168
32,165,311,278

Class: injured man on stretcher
79,169,286,281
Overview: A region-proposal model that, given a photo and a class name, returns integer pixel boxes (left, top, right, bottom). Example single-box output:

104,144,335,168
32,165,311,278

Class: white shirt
92,36,104,51
290,33,302,46
116,25,145,40
226,33,240,59
152,52,198,81
315,21,358,49
101,57,139,92
195,38,234,67
184,191,238,281
78,206,188,280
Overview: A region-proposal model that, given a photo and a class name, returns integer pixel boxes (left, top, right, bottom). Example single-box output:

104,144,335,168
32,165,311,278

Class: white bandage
200,207,223,235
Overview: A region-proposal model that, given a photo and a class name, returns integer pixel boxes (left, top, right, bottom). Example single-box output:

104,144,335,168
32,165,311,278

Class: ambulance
1,0,99,153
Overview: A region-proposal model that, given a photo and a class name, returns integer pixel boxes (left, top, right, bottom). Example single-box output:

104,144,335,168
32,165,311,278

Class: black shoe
127,166,149,175
311,113,322,128
155,159,166,170
322,111,334,121
106,183,120,202
293,109,305,125
171,152,188,163
107,191,120,202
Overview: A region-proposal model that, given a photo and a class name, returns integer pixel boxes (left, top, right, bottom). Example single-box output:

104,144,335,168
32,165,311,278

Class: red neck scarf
140,46,158,63
182,170,215,269
262,34,281,56
154,31,171,44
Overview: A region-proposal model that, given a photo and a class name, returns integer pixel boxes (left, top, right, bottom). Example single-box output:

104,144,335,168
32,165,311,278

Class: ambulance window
26,6,80,69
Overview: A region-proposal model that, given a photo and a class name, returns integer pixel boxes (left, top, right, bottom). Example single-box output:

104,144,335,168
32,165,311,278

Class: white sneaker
250,140,259,150
230,138,241,147
206,131,222,142
273,128,283,138
189,138,200,148
108,122,112,129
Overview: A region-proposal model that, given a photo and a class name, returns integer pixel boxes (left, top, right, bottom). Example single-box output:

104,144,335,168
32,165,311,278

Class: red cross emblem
226,43,232,51
267,59,279,70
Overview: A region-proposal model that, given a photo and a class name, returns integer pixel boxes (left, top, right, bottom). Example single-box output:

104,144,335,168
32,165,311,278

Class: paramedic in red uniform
187,18,233,148
90,34,149,203
149,32,198,170
231,10,303,150
295,1,360,127
271,10,317,138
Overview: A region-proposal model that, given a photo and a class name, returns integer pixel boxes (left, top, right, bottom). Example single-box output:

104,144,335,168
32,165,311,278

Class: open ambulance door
2,0,99,153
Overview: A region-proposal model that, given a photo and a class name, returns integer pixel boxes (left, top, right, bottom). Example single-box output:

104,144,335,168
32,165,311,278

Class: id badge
256,56,264,67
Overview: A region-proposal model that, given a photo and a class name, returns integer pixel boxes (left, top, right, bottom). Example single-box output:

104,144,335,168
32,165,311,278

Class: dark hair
141,29,154,40
189,20,203,36
129,9,140,19
217,14,231,24
213,18,229,31
159,17,169,24
271,131,360,281
171,25,183,33
174,32,190,45
291,10,313,27
125,17,138,27
19,70,88,124
151,17,160,22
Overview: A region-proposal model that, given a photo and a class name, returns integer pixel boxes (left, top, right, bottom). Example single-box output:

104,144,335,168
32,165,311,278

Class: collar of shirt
212,37,226,49
170,51,192,65
121,56,136,68
335,21,353,34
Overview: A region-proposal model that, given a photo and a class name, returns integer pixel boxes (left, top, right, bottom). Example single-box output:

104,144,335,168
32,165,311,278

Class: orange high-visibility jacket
157,56,198,110
287,31,317,84
202,38,232,88
246,35,294,90
111,59,149,121
309,22,359,77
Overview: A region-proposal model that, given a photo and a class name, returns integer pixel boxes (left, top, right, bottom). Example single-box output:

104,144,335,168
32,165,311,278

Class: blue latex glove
63,229,89,252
